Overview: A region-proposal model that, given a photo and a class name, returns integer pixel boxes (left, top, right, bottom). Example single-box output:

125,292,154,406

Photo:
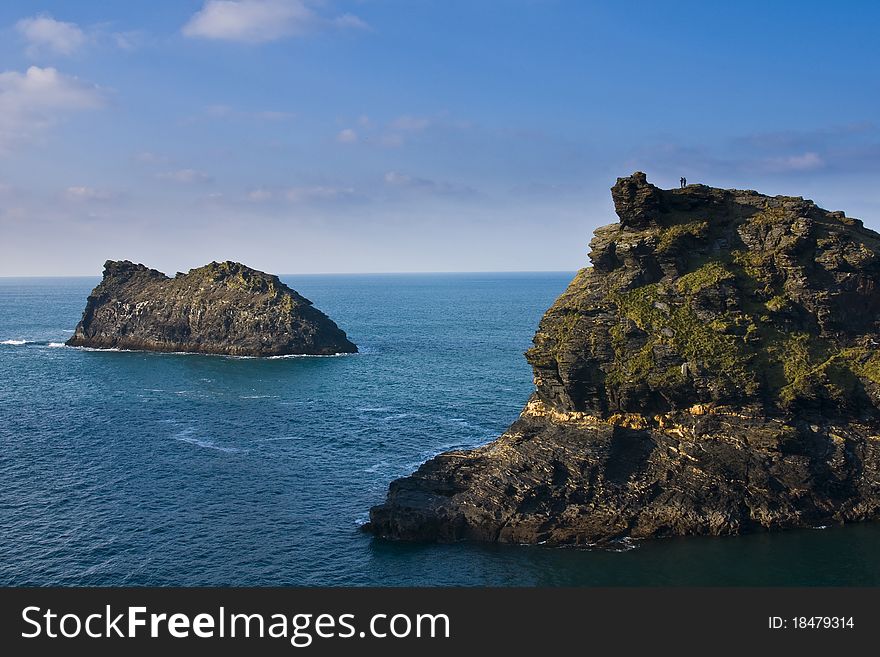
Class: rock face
67,260,357,356
368,173,880,544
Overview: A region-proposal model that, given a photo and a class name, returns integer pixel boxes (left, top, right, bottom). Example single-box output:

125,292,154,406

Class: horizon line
0,269,581,279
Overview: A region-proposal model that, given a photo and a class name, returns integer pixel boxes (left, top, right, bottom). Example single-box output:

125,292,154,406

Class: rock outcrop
368,173,880,545
67,260,357,356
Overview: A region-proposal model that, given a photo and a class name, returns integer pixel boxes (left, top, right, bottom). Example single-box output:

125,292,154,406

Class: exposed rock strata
67,260,357,356
368,173,880,544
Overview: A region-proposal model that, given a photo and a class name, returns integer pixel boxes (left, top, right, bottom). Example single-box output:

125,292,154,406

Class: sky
0,0,878,276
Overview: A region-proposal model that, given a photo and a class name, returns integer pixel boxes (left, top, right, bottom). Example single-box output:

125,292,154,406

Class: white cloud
248,187,273,201
384,171,477,197
244,185,355,203
65,186,113,201
15,15,141,56
765,151,825,172
384,171,420,186
16,15,87,56
183,0,366,43
377,133,404,148
285,185,354,202
336,128,358,143
206,104,234,118
157,169,213,184
0,66,103,153
112,31,145,51
134,151,169,164
333,14,368,30
354,114,449,148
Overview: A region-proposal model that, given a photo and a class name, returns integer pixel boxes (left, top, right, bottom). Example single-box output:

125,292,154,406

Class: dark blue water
2,273,880,586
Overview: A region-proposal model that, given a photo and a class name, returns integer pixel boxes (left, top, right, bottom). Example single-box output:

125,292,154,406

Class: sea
1,272,879,586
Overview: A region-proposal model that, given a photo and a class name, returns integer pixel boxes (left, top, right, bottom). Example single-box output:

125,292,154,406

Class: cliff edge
368,172,880,544
67,260,357,356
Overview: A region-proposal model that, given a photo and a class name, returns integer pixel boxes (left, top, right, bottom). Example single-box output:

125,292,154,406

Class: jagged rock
610,171,662,229
368,173,880,545
67,260,357,356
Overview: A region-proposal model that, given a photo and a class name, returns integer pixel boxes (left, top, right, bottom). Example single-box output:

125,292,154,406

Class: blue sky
0,0,878,275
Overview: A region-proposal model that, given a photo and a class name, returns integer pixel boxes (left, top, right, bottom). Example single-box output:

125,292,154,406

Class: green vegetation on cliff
527,173,880,418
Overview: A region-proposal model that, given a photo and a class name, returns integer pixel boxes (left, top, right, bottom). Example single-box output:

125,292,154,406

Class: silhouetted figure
680,176,687,188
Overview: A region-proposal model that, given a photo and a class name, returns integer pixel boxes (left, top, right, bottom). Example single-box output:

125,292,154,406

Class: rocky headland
368,172,880,545
67,260,357,356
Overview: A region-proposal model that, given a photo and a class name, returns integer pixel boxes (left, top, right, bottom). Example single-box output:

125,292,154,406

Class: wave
74,346,123,352
2,340,75,349
364,460,390,474
174,436,242,454
265,352,357,360
533,536,641,552
605,536,641,552
173,431,244,454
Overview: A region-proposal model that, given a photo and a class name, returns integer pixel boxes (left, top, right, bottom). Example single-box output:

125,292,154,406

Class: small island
67,260,357,357
368,172,880,545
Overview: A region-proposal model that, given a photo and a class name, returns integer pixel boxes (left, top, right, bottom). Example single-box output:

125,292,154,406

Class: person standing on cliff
680,176,687,188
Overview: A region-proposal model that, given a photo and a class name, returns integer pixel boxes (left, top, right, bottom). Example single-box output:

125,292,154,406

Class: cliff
67,260,357,356
368,172,880,544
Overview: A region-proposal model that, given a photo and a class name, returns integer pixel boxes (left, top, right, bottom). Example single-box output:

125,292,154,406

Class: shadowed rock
368,173,880,545
67,260,357,356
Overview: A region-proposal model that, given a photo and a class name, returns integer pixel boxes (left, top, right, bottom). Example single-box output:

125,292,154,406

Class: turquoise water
1,273,879,586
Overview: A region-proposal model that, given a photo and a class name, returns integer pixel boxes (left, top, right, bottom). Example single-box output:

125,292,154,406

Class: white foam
582,536,641,553
67,344,359,360
617,536,640,550
381,413,411,421
174,432,243,453
265,352,357,360
1,339,28,345
74,346,123,352
48,342,66,348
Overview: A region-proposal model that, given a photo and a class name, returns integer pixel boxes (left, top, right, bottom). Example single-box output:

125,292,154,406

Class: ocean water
1,272,880,586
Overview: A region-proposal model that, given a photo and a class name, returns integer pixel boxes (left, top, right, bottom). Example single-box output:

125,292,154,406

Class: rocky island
368,172,880,545
67,260,357,356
